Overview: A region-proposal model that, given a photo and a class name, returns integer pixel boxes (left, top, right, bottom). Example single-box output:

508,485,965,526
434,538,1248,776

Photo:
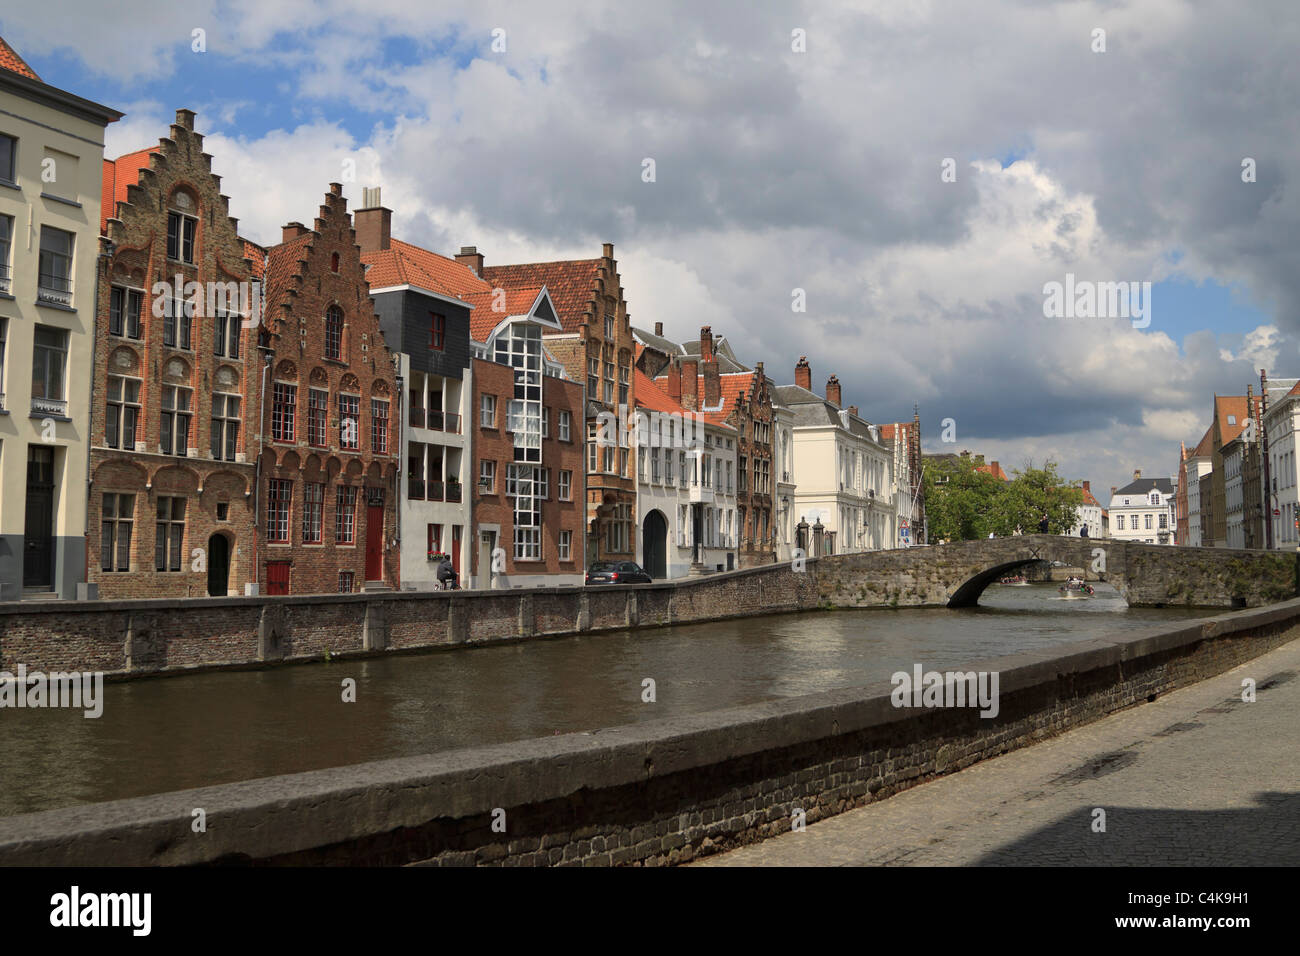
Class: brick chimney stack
455,245,485,277
1134,469,1142,481
666,361,682,404
353,186,391,253
282,221,310,242
795,357,811,390
654,321,663,336
700,326,713,362
826,375,842,408
848,405,859,417
681,360,699,411
703,359,721,408
1083,480,1090,493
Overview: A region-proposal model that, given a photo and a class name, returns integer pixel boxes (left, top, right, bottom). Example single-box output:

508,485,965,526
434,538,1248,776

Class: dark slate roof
632,325,685,356
1111,477,1175,498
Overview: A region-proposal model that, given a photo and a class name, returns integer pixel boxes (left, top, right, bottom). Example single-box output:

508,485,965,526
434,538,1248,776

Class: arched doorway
642,510,668,579
207,534,230,597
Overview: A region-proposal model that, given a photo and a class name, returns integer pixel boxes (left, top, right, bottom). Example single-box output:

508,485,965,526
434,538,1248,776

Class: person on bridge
1080,524,1089,538
1039,514,1049,534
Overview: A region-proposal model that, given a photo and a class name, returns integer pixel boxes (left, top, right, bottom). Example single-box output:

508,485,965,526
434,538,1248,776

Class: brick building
257,184,400,594
481,245,637,567
88,109,261,599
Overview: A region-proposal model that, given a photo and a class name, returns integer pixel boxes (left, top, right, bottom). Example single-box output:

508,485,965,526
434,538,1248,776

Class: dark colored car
585,561,652,585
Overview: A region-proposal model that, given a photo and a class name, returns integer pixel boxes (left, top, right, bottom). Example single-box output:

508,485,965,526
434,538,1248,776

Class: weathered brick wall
2,600,1294,866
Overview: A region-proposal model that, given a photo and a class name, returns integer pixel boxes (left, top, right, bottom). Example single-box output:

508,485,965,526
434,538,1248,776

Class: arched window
325,306,343,360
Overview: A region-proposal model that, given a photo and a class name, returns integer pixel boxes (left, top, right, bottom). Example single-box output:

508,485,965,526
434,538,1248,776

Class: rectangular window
479,459,496,494
371,399,389,454
101,493,134,572
0,134,14,183
338,571,355,593
167,211,197,264
154,497,186,571
38,227,73,302
213,308,240,357
272,382,296,442
558,530,572,561
267,479,291,542
302,482,323,543
109,286,144,339
558,410,571,442
605,314,614,338
163,292,192,349
480,393,497,429
619,364,629,405
339,393,360,449
514,526,542,561
0,318,6,402
325,308,343,360
542,406,550,439
308,388,328,446
106,376,141,450
1144,514,1153,530
211,393,240,461
430,313,445,350
0,214,11,293
31,325,68,402
559,469,572,501
1116,515,1124,530
160,386,192,456
336,486,357,543
588,357,599,397
537,468,549,500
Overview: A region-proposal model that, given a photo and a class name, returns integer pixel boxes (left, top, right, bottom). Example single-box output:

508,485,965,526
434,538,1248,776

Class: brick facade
88,109,261,599
258,184,400,594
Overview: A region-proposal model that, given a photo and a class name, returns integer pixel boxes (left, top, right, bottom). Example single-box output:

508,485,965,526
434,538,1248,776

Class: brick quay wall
0,598,1295,866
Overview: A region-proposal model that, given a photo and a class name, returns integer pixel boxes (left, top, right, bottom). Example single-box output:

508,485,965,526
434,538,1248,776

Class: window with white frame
211,392,240,460
160,385,192,456
109,286,144,339
106,375,141,449
559,470,572,501
101,493,134,572
558,409,571,441
479,459,496,494
558,530,572,561
480,393,497,429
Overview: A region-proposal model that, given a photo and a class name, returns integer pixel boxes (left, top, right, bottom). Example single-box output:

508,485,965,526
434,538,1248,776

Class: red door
365,489,385,580
267,561,291,595
451,526,461,576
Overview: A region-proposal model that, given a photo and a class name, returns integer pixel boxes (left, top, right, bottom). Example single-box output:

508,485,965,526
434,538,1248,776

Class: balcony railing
0,263,10,296
409,478,425,500
37,274,72,308
446,482,462,503
408,407,425,429
31,395,67,417
410,409,462,434
427,480,445,502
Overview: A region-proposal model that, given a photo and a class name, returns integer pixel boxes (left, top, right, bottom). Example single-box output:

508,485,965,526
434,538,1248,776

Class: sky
4,0,1298,501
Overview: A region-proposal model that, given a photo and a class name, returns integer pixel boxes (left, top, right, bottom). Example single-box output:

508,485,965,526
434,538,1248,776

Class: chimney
175,108,195,131
700,326,713,362
1111,486,1118,497
848,405,859,417
329,182,343,198
703,359,721,408
826,375,842,408
1134,469,1142,481
654,321,663,336
666,362,682,404
282,221,310,242
681,360,699,411
455,245,485,277
353,186,391,253
795,356,811,391
1083,480,1090,492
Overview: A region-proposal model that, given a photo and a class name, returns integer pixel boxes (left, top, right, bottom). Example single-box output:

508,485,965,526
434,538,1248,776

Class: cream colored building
775,360,895,556
0,38,121,599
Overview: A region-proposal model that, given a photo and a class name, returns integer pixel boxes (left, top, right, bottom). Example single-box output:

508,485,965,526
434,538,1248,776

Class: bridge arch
946,559,1047,607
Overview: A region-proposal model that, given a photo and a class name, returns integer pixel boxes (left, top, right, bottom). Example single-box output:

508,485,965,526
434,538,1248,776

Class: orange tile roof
976,461,1008,481
634,370,690,416
1081,486,1101,507
0,36,39,81
1191,425,1214,458
1214,395,1249,445
242,239,267,279
362,239,489,300
461,285,545,343
482,259,601,333
100,148,160,233
262,233,314,319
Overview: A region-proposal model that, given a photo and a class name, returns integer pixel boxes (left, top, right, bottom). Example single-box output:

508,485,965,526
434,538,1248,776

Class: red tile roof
262,233,314,317
634,370,690,416
461,285,545,343
482,259,601,333
976,461,1008,481
100,148,159,233
1214,395,1250,446
242,239,267,279
1191,425,1214,458
362,239,489,300
0,36,39,81
1081,485,1102,507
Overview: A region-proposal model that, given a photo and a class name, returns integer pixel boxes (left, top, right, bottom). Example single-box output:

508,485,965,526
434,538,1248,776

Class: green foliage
923,455,1084,541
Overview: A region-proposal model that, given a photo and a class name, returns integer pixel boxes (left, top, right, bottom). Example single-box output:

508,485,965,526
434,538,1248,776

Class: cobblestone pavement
695,639,1300,866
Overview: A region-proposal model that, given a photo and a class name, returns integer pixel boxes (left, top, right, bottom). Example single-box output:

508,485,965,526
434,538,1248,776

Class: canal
0,583,1210,816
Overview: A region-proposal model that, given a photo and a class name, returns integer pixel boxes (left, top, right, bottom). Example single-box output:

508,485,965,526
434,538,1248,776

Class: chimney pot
329,182,343,197
282,221,310,243
654,321,663,336
353,190,391,253
700,326,713,362
1134,469,1142,481
1083,480,1090,492
848,405,859,417
602,242,614,259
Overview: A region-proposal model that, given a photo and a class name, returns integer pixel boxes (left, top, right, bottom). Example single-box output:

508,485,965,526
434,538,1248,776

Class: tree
922,454,1083,540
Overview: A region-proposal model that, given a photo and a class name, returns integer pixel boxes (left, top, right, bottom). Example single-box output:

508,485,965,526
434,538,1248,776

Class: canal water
0,583,1209,816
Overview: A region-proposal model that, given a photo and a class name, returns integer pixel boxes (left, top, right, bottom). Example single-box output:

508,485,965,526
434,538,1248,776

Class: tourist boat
999,574,1030,586
1058,580,1095,597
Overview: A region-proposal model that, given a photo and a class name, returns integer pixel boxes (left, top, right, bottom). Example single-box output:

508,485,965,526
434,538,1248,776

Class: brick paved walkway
695,638,1300,866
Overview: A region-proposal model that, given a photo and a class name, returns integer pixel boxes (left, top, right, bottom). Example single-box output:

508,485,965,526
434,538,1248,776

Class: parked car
585,561,652,585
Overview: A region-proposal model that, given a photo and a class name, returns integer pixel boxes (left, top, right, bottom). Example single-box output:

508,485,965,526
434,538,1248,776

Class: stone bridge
812,535,1299,609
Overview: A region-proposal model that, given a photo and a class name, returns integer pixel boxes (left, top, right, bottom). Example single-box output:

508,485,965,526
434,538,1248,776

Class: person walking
1038,513,1049,534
